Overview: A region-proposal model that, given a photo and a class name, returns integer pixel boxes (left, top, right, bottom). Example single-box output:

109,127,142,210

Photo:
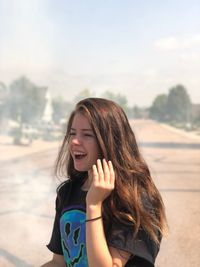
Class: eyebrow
70,128,93,131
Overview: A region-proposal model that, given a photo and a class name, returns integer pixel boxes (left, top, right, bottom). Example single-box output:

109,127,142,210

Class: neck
81,170,93,191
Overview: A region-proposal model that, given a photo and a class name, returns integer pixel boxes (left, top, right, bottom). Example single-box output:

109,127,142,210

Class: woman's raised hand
86,159,115,206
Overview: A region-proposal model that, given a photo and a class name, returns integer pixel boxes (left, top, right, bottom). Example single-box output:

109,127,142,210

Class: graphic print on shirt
60,208,88,267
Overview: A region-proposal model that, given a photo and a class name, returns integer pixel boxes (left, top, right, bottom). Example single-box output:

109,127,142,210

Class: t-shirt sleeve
46,196,63,255
106,220,160,267
46,181,72,255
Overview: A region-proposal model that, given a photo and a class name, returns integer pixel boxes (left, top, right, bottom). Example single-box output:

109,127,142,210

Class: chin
74,166,89,172
74,160,92,172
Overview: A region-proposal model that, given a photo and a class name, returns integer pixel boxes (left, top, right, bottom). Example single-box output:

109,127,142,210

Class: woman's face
69,112,101,172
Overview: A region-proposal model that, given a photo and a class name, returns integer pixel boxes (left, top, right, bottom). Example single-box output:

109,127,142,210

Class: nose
71,135,82,145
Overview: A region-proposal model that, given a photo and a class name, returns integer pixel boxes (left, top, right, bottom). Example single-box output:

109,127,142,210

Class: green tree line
0,76,199,130
149,84,194,126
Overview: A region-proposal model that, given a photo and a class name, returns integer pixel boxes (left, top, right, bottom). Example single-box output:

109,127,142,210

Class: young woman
40,98,167,267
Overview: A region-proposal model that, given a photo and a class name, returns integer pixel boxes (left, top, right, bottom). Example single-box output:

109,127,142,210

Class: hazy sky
0,0,200,106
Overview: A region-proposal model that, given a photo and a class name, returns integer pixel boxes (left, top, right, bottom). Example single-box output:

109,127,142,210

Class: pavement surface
0,120,199,267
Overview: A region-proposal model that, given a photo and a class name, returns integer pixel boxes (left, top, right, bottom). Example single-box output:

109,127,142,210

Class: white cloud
154,35,200,51
154,37,179,51
180,52,200,62
183,35,200,47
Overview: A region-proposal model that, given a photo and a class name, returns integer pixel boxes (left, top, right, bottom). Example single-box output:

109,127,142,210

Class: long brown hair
55,97,168,244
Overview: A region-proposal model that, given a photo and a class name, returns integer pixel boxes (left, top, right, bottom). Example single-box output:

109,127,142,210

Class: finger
108,161,115,185
92,164,99,182
102,158,110,183
97,159,104,182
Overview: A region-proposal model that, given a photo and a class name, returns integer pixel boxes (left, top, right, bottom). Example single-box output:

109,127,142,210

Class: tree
149,94,168,121
74,88,95,103
166,84,191,123
52,97,73,123
101,90,129,112
131,105,142,119
0,82,8,125
8,76,46,124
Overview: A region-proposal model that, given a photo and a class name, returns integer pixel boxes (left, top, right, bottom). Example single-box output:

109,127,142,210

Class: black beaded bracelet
85,216,102,222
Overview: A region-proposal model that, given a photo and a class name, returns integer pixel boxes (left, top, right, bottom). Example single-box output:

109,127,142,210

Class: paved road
131,120,200,267
0,120,199,267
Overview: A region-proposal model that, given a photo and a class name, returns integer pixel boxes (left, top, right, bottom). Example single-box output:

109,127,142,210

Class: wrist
85,215,102,222
86,197,103,207
86,202,102,218
86,202,102,210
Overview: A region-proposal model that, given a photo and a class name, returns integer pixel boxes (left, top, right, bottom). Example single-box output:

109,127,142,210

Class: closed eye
69,133,93,137
84,134,94,137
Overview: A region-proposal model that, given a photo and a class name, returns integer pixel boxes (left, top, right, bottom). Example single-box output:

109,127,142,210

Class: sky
0,0,200,106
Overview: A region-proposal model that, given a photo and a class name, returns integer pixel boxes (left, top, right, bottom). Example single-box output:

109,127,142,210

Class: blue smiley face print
60,209,88,267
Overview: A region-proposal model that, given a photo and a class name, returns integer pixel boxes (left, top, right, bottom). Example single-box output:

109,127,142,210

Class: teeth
74,152,86,156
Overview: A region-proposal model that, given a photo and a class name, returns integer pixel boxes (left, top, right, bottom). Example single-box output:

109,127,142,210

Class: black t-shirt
47,180,160,267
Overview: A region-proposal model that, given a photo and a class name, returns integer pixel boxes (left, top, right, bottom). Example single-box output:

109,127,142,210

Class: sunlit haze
0,0,200,106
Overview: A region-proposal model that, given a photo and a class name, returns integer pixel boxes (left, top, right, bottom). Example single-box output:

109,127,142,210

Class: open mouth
74,153,87,160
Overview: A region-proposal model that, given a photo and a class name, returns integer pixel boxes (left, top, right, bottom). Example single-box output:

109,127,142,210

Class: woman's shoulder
56,178,83,206
57,179,73,196
55,179,73,211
